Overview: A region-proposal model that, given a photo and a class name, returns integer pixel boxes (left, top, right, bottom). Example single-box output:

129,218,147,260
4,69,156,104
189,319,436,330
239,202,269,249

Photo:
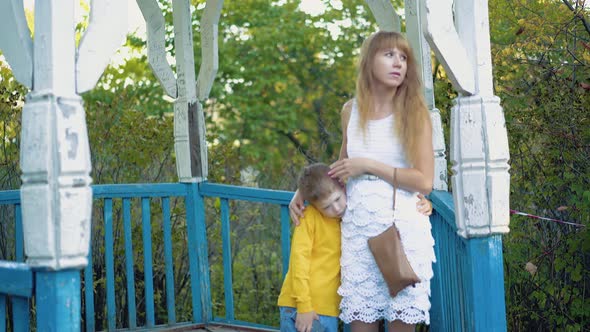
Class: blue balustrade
429,190,507,332
0,262,32,332
0,185,506,331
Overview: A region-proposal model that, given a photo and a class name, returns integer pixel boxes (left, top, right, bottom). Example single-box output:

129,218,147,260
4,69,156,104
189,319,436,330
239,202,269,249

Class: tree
487,0,590,329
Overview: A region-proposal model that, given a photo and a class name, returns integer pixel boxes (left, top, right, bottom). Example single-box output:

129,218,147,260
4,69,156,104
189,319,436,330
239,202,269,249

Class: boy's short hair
298,163,341,203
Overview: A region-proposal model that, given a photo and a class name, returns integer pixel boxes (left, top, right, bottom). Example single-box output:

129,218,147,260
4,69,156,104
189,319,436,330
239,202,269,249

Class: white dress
338,101,436,325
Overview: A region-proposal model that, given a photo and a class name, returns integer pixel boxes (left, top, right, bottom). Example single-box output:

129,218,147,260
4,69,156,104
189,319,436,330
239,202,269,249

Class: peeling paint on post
424,0,510,237
0,0,128,330
138,0,222,182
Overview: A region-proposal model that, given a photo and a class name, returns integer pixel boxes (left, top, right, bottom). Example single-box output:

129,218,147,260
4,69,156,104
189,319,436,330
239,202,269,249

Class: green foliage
0,64,26,191
199,0,375,188
488,0,590,330
0,62,27,263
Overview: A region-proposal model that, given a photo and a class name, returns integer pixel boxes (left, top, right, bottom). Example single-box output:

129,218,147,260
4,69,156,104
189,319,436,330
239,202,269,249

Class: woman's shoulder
342,99,355,111
341,99,355,118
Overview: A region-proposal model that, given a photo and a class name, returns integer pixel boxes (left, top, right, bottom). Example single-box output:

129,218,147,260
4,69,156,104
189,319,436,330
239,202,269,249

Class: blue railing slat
0,295,5,332
185,184,204,323
220,198,234,321
84,249,95,332
15,205,23,262
11,297,29,332
123,198,137,329
192,184,213,322
142,198,156,327
104,198,116,330
162,197,176,324
280,205,291,278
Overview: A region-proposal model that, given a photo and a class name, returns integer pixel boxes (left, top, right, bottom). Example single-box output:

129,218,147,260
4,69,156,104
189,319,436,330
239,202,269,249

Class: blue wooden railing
0,184,507,331
429,191,507,331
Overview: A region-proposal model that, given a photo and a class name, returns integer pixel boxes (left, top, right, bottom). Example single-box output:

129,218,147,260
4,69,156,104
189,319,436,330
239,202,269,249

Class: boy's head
298,163,347,219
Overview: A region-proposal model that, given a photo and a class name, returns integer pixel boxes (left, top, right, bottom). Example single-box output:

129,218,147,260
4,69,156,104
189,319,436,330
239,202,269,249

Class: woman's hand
328,158,367,182
289,189,305,226
417,194,433,216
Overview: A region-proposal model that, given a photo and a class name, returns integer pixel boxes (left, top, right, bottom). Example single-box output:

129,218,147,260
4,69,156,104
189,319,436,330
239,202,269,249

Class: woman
290,31,435,332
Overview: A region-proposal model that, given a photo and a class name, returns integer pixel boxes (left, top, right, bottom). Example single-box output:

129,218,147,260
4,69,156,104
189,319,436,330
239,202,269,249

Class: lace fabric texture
338,102,436,325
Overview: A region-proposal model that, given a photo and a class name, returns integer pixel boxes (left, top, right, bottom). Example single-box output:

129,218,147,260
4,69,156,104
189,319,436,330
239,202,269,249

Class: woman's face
371,47,407,89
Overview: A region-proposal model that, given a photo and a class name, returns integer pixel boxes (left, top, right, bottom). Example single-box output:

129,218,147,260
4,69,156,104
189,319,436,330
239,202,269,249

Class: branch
561,0,590,36
279,130,317,163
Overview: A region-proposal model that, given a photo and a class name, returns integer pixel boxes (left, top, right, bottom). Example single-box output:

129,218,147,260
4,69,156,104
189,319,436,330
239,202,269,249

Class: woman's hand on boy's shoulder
289,189,305,226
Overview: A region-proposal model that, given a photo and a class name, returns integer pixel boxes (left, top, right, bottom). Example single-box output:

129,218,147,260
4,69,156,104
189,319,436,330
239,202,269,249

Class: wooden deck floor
159,323,278,332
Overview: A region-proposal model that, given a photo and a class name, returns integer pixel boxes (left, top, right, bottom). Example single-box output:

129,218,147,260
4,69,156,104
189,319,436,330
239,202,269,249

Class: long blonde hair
356,31,430,166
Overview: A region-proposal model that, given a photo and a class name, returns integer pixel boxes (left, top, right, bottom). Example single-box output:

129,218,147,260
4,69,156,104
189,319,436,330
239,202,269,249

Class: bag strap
393,168,397,211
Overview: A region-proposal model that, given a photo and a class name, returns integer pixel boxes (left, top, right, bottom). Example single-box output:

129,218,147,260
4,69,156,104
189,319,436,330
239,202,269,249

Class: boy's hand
289,189,305,226
295,311,319,332
417,194,433,216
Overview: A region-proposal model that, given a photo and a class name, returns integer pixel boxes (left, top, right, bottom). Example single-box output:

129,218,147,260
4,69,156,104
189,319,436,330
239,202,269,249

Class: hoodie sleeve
289,209,317,313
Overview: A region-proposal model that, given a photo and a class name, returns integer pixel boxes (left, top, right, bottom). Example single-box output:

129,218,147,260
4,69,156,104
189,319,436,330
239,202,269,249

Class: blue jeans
279,306,338,332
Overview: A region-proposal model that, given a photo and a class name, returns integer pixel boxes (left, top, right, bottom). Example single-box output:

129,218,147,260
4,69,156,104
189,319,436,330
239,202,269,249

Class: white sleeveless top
346,100,410,169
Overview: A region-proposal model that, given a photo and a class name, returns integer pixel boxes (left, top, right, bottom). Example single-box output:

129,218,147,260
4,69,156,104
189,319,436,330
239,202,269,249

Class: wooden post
36,270,81,332
423,0,510,237
365,0,401,32
138,0,222,182
423,0,509,330
405,0,448,191
0,0,127,330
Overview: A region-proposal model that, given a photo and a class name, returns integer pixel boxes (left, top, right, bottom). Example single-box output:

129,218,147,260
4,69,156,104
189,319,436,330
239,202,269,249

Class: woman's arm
338,100,353,161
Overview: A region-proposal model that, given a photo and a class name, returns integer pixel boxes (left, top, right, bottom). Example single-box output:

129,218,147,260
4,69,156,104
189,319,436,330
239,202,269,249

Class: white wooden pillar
12,0,127,270
424,0,510,237
405,0,447,191
365,0,401,32
138,0,222,182
0,0,126,329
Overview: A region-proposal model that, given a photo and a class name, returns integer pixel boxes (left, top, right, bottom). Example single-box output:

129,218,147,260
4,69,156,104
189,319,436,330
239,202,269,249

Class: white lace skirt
338,177,436,325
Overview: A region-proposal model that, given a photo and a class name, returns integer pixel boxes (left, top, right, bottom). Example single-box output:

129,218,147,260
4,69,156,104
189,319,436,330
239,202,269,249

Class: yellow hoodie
277,205,341,316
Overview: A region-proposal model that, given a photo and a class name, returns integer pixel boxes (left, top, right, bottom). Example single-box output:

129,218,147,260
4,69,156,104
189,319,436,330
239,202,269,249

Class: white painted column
19,0,87,269
424,0,510,237
14,0,127,269
365,0,401,32
138,0,221,182
170,0,200,183
405,0,447,191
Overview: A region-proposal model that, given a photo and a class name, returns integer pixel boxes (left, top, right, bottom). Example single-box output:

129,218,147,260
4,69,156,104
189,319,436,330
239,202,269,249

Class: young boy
278,163,345,332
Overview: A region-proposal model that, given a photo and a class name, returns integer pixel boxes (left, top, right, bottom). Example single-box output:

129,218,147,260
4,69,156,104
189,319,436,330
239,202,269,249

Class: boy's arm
290,210,316,313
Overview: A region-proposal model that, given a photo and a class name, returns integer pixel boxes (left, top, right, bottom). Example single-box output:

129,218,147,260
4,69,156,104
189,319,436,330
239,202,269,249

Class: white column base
450,95,510,238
